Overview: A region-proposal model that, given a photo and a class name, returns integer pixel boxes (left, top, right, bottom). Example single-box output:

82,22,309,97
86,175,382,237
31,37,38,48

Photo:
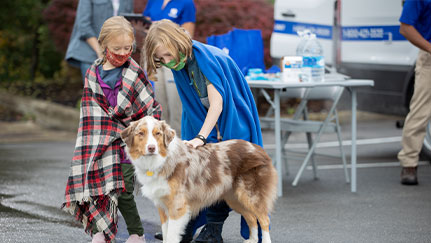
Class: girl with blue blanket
143,19,265,243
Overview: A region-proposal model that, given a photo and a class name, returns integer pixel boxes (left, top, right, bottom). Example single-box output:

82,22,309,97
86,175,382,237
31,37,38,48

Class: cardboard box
281,56,302,83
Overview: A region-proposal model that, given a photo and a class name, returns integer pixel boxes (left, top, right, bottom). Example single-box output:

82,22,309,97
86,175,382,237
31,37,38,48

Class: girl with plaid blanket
62,16,161,243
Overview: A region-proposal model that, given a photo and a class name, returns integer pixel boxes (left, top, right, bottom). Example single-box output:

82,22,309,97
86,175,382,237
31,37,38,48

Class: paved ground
0,114,430,243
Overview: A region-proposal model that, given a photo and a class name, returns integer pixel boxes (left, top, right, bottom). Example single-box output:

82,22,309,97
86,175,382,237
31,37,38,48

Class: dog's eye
155,132,161,136
138,131,146,136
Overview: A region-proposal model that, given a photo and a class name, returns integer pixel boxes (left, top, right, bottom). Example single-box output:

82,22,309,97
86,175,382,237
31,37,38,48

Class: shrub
36,0,274,107
0,0,63,83
43,0,78,53
44,0,274,68
5,60,82,107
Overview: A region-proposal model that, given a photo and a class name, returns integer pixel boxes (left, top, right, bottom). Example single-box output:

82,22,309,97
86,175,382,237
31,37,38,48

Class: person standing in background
398,0,431,185
142,0,196,134
65,0,134,83
143,0,195,36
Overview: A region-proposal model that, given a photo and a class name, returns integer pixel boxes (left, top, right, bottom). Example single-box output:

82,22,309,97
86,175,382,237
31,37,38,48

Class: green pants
93,163,144,236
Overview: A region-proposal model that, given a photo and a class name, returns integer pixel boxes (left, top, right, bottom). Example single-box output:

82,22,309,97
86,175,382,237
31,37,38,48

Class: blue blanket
172,40,262,146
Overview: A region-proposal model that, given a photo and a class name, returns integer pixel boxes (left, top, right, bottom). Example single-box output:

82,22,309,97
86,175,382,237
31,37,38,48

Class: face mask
162,52,186,71
106,48,131,67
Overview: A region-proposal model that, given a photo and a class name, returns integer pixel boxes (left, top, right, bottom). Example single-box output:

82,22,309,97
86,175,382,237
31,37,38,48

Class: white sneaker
125,234,146,243
92,232,106,243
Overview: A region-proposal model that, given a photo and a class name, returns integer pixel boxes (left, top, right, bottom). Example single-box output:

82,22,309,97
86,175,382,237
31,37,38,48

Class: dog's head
120,116,176,160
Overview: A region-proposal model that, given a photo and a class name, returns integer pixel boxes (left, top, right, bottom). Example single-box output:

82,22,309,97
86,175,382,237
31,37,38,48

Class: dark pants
186,201,264,241
93,163,144,236
206,201,230,223
184,201,230,237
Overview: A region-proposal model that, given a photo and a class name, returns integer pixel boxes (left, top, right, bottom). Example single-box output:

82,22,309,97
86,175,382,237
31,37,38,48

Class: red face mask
106,48,132,67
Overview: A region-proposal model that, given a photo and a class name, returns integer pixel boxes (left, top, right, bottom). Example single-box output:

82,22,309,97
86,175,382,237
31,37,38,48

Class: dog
120,116,277,243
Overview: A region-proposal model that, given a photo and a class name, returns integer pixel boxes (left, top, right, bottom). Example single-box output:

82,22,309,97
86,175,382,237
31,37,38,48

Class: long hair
142,19,193,79
98,16,135,64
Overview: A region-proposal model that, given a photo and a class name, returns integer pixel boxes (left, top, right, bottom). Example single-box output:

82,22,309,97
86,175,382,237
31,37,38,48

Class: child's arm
184,84,222,148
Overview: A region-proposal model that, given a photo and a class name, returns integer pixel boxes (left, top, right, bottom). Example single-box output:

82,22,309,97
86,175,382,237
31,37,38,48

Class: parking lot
0,115,430,243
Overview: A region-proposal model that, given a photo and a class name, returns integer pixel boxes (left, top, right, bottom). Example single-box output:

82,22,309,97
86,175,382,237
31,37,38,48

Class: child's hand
184,138,204,148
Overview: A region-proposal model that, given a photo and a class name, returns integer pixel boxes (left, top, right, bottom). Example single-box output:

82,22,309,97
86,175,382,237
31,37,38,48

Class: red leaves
43,0,79,53
43,0,274,67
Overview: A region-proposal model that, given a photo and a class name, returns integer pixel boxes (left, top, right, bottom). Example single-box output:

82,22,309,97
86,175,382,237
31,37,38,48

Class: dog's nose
147,144,156,153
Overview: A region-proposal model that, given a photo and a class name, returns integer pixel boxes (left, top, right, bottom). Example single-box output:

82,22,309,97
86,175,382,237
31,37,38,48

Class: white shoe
92,232,106,243
125,234,146,243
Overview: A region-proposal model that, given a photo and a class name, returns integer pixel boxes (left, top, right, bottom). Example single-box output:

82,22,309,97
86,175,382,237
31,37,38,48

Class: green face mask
162,52,186,71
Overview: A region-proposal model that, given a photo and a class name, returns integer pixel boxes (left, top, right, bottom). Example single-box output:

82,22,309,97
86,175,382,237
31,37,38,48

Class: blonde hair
142,19,193,79
98,16,135,64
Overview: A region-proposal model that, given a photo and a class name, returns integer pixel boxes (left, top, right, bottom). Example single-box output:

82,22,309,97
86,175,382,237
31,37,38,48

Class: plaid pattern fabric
62,58,161,242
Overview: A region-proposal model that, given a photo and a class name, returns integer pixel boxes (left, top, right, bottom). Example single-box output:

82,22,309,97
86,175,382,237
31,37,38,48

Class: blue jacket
65,0,134,67
143,0,196,25
172,40,263,147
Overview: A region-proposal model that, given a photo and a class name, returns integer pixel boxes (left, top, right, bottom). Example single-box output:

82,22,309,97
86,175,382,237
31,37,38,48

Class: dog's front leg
158,207,169,243
166,205,191,243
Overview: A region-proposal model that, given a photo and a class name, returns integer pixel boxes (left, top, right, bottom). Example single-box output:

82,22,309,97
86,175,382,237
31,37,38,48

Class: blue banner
273,20,333,39
273,20,407,42
342,25,406,41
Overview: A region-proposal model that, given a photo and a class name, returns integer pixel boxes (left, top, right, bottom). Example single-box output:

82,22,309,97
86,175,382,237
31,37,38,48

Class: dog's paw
243,240,259,243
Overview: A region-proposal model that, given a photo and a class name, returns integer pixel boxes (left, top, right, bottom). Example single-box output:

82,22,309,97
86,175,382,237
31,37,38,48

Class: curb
0,90,79,132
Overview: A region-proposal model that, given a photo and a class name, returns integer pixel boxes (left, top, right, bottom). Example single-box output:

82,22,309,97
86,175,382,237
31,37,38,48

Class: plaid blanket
62,58,161,242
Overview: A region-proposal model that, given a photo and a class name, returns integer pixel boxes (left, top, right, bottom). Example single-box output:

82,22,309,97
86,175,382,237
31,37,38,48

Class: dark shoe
154,232,163,241
154,231,193,243
194,223,224,243
180,233,193,243
401,166,418,185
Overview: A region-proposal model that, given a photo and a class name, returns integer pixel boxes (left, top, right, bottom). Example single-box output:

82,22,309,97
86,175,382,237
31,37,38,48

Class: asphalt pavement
0,114,430,243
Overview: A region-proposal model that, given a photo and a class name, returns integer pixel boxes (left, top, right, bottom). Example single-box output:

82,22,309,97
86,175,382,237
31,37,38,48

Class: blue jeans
80,62,92,85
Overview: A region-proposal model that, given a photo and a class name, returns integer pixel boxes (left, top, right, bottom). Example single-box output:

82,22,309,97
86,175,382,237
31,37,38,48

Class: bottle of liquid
301,33,325,82
296,29,311,56
296,30,311,82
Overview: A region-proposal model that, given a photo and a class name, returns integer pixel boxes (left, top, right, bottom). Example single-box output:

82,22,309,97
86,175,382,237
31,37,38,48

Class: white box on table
281,56,302,83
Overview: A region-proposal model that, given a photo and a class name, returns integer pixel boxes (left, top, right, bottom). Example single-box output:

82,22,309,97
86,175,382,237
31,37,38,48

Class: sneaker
154,232,163,240
401,166,418,185
125,234,146,243
92,232,106,243
194,223,224,243
180,232,194,243
154,231,193,243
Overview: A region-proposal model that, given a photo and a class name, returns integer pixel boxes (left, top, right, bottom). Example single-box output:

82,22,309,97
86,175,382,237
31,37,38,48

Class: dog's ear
161,120,176,147
121,121,138,148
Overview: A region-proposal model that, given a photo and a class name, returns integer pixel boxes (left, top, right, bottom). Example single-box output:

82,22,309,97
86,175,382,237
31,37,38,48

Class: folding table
247,75,374,196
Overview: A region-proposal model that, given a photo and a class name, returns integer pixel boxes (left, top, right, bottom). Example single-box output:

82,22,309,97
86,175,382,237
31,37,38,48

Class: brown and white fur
121,116,277,243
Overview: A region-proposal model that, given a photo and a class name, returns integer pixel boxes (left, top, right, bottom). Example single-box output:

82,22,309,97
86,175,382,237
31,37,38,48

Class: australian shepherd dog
121,116,277,243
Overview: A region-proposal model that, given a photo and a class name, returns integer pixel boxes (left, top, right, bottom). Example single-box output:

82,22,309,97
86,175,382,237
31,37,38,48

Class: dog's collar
146,171,154,177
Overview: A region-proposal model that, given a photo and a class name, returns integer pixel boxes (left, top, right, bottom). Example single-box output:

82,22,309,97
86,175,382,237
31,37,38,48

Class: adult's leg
162,67,182,134
398,50,431,184
154,67,170,122
80,62,92,85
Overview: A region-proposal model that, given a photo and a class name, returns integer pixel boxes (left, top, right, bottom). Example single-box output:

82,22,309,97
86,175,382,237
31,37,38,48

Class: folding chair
259,85,350,186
